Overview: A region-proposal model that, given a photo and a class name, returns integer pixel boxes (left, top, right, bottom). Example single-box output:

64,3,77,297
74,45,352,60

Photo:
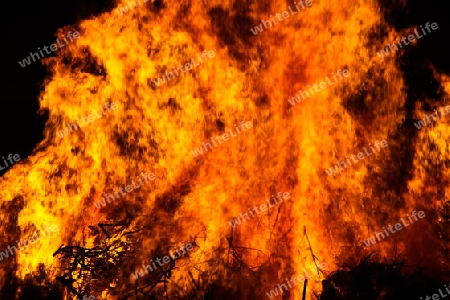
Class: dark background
0,0,448,176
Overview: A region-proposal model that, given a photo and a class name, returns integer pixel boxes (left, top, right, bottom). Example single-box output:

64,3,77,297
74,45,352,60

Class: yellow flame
0,0,448,298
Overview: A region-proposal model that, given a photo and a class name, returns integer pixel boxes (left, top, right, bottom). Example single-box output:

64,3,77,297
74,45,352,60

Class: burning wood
53,222,139,298
228,192,290,228
130,242,195,279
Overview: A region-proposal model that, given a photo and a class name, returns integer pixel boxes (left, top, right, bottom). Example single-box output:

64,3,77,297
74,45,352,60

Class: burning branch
53,221,139,298
226,228,265,271
127,238,199,299
304,226,324,277
302,278,308,300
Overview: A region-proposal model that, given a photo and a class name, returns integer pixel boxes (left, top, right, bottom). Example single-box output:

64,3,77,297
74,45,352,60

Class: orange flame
1,0,449,298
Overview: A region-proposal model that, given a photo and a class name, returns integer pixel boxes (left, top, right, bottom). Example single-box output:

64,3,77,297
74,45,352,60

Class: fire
1,0,449,299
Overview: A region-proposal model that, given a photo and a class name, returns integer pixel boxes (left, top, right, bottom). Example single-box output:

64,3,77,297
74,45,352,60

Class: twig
304,226,321,277
226,220,235,266
302,278,307,300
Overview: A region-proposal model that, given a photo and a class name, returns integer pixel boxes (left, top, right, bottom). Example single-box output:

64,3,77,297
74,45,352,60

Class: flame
1,0,449,298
